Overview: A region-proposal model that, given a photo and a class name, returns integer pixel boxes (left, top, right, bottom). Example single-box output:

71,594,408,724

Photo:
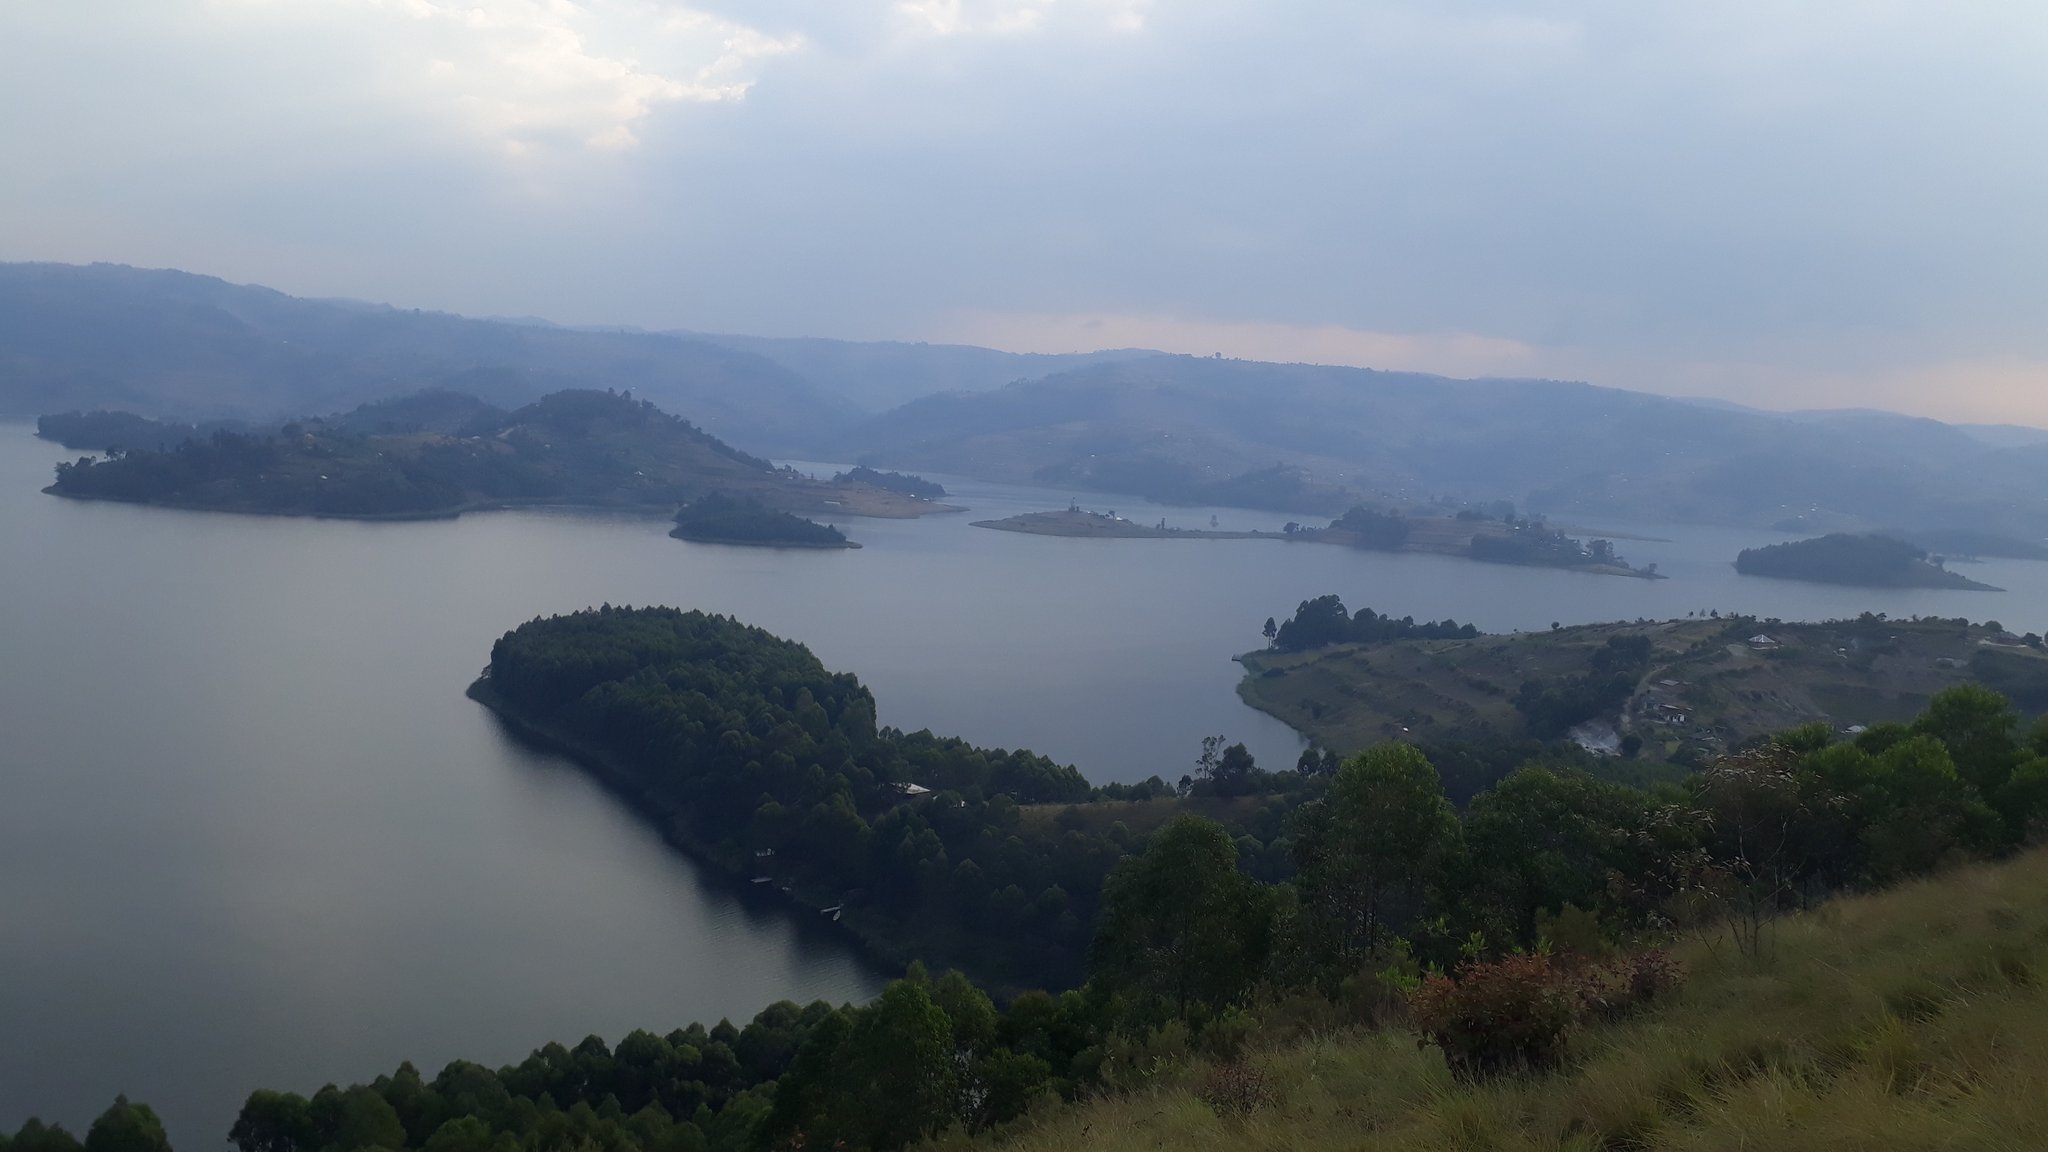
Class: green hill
43,389,953,521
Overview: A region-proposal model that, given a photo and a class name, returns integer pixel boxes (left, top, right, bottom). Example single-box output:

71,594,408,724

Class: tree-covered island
40,389,960,523
669,493,856,548
830,465,947,500
1736,532,2004,590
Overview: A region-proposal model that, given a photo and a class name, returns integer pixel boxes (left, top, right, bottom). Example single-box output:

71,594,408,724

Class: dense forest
1736,533,2002,590
41,390,935,521
474,607,1146,992
669,494,853,548
19,679,2046,1152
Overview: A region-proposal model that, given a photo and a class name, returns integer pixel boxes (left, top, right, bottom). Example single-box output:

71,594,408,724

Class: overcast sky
5,1,2046,424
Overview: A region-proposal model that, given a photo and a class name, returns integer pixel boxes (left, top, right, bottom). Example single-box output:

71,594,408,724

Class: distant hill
0,263,857,452
42,388,949,521
36,410,227,452
1960,423,2048,449
1735,534,2003,590
682,332,1159,412
1889,527,2048,562
841,355,2048,537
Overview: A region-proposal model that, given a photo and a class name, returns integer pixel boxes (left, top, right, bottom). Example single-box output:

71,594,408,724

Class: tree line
1265,594,1480,652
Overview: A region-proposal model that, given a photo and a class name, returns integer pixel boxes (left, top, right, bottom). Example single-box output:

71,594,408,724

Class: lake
4,424,2045,1146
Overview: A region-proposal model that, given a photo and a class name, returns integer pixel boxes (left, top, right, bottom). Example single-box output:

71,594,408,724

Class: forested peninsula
1735,533,2002,590
40,389,957,522
468,606,1148,994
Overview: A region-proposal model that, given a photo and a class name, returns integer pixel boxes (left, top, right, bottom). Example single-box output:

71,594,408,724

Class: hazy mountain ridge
0,263,858,451
10,264,2048,541
845,356,2048,538
679,331,1161,412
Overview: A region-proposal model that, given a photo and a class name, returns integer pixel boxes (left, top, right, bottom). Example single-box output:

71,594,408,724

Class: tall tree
1090,817,1274,1017
1465,766,1655,945
83,1099,170,1152
1290,744,1461,977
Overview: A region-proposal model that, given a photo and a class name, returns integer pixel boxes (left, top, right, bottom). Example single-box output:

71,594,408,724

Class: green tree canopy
1090,816,1274,1017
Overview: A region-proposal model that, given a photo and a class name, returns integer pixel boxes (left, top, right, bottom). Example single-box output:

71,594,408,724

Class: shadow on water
474,702,898,988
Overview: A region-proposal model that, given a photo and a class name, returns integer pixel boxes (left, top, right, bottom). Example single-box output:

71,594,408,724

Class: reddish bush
1407,953,1583,1080
1409,949,1685,1079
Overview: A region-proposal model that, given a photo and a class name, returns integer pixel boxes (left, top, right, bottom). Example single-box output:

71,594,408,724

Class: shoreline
465,677,979,992
667,528,862,549
42,485,949,527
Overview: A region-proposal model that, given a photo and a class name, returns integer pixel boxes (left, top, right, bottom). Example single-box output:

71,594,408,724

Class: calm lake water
3,424,2045,1146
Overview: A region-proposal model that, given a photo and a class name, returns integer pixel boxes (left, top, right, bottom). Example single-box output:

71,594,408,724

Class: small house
1748,634,1782,651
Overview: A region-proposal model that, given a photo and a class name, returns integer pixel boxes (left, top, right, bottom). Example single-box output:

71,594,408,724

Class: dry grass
930,849,2048,1151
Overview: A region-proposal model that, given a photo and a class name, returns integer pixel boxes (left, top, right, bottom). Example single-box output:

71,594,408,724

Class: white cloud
213,0,801,154
893,0,1147,38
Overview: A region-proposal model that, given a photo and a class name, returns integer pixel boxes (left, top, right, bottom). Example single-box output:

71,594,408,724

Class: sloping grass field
937,848,2048,1151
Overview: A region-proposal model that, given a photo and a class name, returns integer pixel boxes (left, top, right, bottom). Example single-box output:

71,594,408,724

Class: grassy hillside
930,846,2048,1152
1240,616,2048,767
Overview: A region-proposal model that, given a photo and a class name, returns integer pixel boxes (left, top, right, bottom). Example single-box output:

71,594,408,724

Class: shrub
1194,1061,1276,1118
1408,954,1584,1080
1408,949,1685,1079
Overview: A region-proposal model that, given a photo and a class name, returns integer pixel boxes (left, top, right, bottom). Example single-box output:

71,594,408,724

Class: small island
831,465,947,500
1736,534,2003,591
670,492,858,548
974,503,1664,578
972,507,1272,539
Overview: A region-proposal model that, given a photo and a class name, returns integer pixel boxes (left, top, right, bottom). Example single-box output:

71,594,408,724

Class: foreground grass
939,849,2048,1151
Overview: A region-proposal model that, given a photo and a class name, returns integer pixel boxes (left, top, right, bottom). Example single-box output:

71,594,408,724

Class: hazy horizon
5,3,2046,424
